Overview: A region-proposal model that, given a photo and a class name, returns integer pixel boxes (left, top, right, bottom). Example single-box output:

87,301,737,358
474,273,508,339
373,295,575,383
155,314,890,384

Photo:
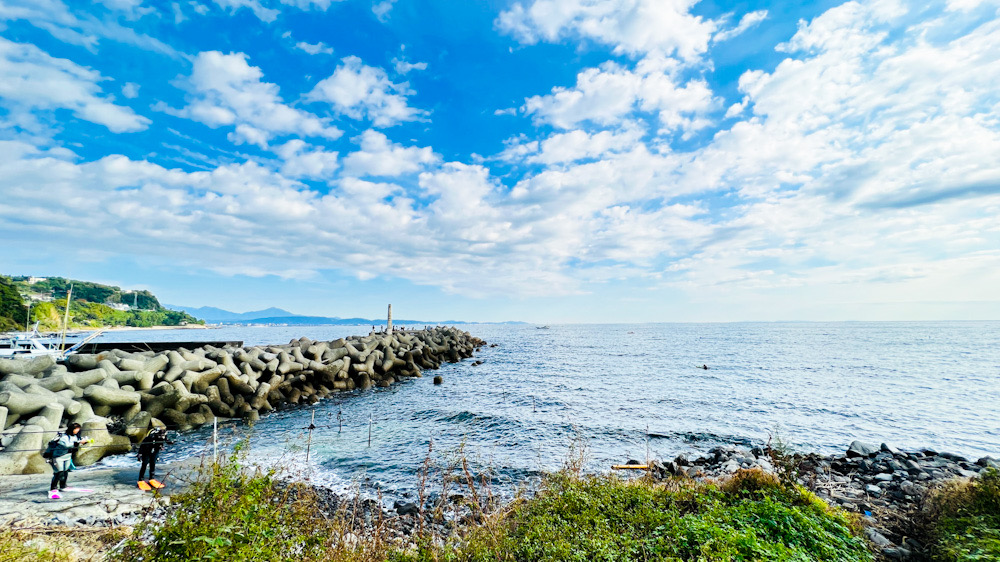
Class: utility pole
25,300,31,332
60,283,73,351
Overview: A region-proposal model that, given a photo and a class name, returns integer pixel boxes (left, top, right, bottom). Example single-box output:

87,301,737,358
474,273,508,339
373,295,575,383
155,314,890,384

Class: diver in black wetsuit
138,427,172,482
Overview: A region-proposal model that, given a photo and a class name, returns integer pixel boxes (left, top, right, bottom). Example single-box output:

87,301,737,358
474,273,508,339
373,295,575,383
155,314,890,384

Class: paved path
0,460,199,527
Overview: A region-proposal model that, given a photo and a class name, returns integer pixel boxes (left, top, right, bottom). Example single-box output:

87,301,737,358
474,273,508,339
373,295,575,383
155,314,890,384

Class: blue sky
2,0,999,323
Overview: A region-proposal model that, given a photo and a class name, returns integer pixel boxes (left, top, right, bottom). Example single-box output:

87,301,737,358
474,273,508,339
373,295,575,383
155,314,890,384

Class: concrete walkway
0,460,199,527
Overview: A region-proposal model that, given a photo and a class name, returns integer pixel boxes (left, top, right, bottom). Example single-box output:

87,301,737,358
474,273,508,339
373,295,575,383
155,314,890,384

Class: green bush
113,447,370,562
923,469,1000,561
398,471,872,562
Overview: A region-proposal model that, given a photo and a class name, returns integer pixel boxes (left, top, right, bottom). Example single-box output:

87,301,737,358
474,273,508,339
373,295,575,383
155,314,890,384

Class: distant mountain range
163,304,524,326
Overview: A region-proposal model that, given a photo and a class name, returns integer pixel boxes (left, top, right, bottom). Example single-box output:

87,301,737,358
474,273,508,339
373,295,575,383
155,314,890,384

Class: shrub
720,467,781,497
111,445,381,562
396,471,873,562
922,468,1000,561
0,527,128,561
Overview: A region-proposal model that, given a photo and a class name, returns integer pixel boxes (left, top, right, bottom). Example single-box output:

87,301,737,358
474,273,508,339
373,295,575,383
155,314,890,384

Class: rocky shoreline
0,327,486,475
642,441,1000,560
2,438,997,561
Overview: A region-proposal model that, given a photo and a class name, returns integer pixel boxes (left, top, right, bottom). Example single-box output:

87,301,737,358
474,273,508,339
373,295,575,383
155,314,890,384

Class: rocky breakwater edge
640,439,1000,560
0,326,486,482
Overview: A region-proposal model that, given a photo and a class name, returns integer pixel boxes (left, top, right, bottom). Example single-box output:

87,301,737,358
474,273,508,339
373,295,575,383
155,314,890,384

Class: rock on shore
0,327,485,475
646,440,1000,560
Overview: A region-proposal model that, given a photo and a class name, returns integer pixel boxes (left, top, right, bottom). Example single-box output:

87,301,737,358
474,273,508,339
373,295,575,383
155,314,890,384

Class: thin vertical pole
60,284,73,351
305,410,315,479
368,413,373,447
213,417,218,465
387,304,392,333
646,423,650,474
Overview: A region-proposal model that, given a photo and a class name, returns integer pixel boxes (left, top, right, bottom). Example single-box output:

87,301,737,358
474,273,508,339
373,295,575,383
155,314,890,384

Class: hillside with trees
0,277,28,331
2,275,203,331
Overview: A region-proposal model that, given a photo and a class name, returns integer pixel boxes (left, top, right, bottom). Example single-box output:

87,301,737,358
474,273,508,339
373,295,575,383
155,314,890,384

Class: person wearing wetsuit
49,423,85,498
138,427,171,482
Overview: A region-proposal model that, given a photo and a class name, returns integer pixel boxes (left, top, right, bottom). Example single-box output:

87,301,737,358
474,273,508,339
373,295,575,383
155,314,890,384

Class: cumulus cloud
295,40,334,55
121,82,140,98
341,130,438,177
165,50,341,147
372,0,395,21
496,0,717,61
308,56,425,127
274,139,339,179
392,57,427,74
656,0,1000,297
3,0,999,308
523,58,717,134
0,37,150,133
500,127,644,165
714,10,768,42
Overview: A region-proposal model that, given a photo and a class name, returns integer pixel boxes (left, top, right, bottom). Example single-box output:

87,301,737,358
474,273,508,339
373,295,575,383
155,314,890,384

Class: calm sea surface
91,322,1000,499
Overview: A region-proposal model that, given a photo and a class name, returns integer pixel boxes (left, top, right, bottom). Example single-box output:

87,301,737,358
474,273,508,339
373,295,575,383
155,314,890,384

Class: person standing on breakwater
47,423,90,499
137,427,172,489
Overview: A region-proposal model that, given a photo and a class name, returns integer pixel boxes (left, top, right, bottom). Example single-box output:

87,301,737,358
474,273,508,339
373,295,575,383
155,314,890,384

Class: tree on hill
18,278,163,310
0,276,29,331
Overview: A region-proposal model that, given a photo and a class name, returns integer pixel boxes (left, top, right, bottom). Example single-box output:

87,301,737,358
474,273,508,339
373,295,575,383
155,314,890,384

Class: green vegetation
0,276,28,331
110,442,875,562
1,275,203,330
0,527,128,562
29,298,201,330
921,468,1000,561
113,445,380,562
398,468,873,562
12,276,163,310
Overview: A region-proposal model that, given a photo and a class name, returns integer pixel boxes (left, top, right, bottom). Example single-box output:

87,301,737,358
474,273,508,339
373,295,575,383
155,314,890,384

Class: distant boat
0,323,103,358
536,325,550,330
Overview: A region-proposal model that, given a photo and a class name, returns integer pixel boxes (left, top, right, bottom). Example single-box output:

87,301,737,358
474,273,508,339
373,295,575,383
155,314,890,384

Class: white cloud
714,10,768,43
496,0,718,61
210,0,339,21
655,0,1000,298
295,41,334,55
211,0,279,22
373,0,395,21
122,82,140,99
523,58,717,134
2,0,999,312
341,130,438,177
393,57,427,74
280,0,338,9
274,139,339,179
95,0,155,18
500,127,644,165
308,55,425,127
0,0,182,58
166,51,341,146
0,37,150,133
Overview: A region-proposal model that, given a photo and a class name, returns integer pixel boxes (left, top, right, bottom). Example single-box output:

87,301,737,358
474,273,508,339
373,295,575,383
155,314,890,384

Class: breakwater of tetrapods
0,327,485,475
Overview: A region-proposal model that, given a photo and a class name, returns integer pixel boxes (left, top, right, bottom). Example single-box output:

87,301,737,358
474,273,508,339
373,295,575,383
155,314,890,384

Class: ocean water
92,322,1000,500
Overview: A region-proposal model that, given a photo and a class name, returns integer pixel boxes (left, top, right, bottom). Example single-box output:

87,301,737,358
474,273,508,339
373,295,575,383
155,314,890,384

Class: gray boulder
847,441,879,458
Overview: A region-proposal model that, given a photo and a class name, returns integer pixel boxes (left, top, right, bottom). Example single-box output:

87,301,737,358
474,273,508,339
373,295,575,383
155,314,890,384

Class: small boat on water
0,324,103,358
536,325,550,330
